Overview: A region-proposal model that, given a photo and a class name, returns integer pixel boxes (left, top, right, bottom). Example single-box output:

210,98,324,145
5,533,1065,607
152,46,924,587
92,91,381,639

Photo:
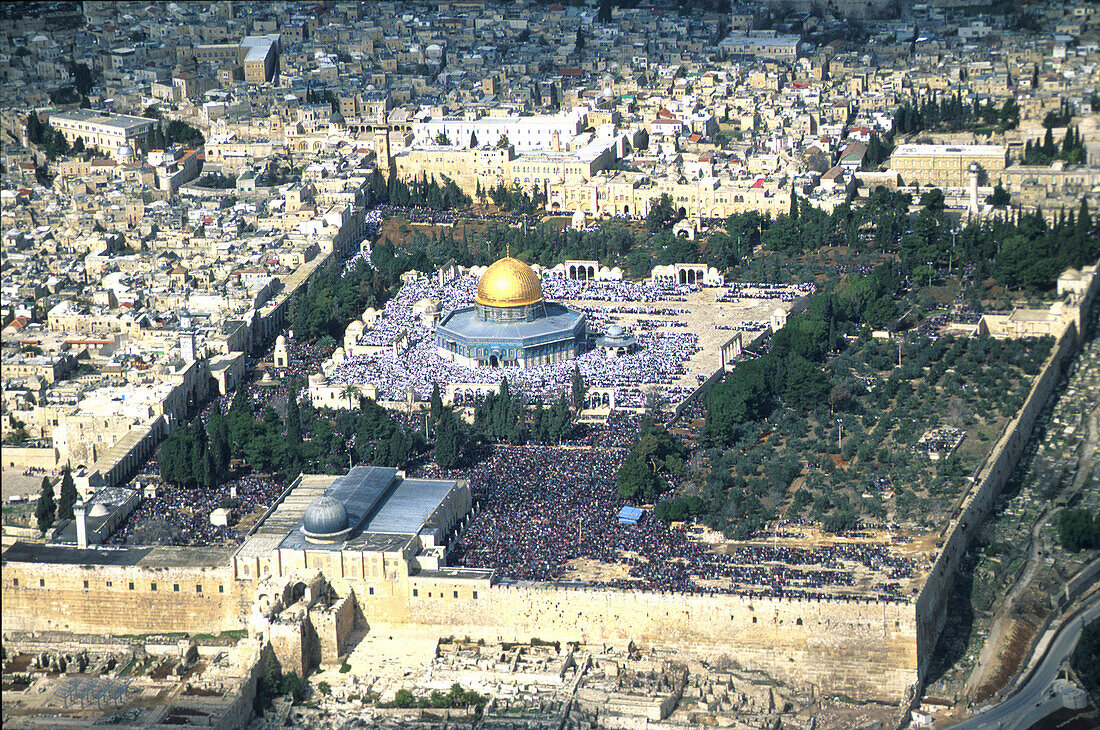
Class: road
949,591,1100,729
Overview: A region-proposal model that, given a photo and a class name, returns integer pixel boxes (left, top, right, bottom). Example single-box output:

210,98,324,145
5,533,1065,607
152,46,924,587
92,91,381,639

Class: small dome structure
275,334,286,346
117,144,134,161
302,495,350,543
571,209,587,230
607,324,624,338
88,503,110,518
329,108,345,126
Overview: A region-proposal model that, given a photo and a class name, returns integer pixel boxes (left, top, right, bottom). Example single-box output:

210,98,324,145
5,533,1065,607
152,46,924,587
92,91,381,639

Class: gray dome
607,325,624,338
302,495,349,538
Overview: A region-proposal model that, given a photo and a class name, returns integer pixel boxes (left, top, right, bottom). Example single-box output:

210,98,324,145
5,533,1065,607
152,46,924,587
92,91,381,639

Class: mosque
435,256,588,368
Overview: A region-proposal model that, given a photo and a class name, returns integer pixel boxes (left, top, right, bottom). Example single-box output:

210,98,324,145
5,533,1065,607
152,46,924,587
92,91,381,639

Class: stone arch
623,205,630,214
796,618,803,626
677,206,686,218
588,266,595,279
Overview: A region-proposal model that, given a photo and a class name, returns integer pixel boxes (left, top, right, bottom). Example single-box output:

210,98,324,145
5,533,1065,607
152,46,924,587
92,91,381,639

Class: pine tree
35,476,56,533
57,464,77,521
228,385,252,458
434,408,466,469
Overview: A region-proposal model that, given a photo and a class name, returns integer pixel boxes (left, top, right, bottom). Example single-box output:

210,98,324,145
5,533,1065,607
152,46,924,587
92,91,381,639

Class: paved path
949,591,1100,729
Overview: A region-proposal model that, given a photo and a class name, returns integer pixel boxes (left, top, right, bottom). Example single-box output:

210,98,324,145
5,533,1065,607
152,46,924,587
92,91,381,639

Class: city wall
914,263,1100,687
1,561,243,636
343,574,919,702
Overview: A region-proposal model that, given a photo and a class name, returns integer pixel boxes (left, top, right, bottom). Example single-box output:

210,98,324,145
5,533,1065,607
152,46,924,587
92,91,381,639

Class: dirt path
1071,404,1099,493
964,507,1049,699
963,401,1099,699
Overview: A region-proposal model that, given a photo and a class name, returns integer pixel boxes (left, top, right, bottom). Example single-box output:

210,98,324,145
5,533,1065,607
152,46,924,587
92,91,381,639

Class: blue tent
617,506,643,525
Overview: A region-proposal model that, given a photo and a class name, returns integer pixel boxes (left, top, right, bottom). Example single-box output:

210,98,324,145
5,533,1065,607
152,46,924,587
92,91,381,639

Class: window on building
128,582,135,590
472,590,478,599
196,585,202,593
151,583,157,591
40,578,45,587
83,580,89,589
412,588,419,597
12,578,18,587
454,590,459,598
173,584,180,592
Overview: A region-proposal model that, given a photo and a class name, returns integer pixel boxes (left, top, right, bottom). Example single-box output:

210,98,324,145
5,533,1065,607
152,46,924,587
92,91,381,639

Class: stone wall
1,561,241,635
914,262,1099,687
312,593,356,664
345,574,919,702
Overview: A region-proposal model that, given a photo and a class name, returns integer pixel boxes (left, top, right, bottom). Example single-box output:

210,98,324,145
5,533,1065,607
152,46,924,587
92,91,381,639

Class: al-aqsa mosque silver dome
302,495,351,543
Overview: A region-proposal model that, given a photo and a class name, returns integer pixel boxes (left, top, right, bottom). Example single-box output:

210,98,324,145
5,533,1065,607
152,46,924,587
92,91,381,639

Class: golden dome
475,257,544,308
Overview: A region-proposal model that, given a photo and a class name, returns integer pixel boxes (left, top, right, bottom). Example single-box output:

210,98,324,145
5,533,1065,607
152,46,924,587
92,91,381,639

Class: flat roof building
889,143,1007,189
48,109,156,158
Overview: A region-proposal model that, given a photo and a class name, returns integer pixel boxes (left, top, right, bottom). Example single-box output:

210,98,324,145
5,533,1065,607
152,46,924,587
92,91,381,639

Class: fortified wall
913,261,1100,687
1,548,244,636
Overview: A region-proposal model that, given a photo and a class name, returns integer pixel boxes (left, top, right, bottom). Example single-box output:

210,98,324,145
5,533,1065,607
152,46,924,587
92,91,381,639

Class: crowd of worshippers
375,205,544,227
327,274,703,403
715,282,814,303
415,445,914,602
915,427,965,455
716,321,769,331
108,465,285,547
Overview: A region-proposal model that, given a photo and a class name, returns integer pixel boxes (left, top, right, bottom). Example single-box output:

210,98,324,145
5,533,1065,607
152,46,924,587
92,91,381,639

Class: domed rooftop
607,325,624,338
88,503,110,518
475,257,544,308
329,108,345,125
302,495,350,541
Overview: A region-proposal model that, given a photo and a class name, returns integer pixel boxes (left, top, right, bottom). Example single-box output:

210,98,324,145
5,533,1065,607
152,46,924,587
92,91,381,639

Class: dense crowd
915,426,965,455
416,445,913,602
327,273,702,403
716,282,814,303
376,205,541,227
107,470,286,547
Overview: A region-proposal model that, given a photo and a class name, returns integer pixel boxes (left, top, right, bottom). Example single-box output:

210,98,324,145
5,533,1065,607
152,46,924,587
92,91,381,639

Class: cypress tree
57,464,77,521
789,185,798,220
208,408,230,476
286,389,302,450
430,383,443,424
571,365,587,411
35,476,56,533
1043,127,1055,157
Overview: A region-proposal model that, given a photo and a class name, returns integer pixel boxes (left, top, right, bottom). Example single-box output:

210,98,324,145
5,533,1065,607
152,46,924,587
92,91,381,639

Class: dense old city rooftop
2,1,1100,729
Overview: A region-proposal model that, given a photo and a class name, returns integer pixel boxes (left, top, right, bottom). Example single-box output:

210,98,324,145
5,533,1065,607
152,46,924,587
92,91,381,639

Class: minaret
968,162,980,215
374,130,392,176
74,500,88,548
